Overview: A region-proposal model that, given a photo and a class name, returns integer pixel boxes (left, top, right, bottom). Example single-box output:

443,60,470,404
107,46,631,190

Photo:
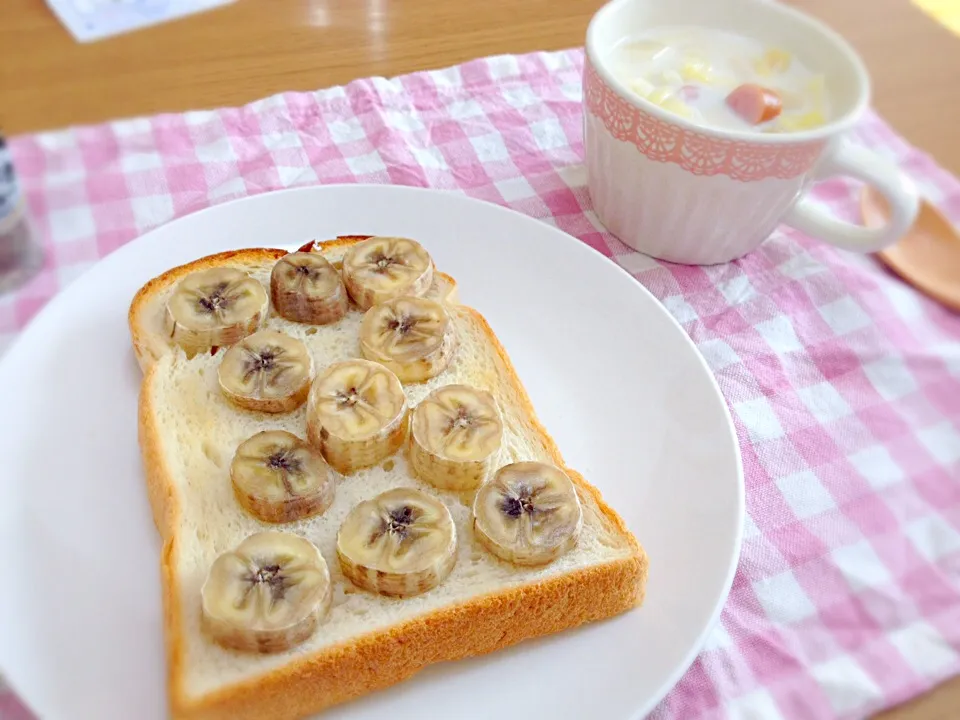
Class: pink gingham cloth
2,48,960,720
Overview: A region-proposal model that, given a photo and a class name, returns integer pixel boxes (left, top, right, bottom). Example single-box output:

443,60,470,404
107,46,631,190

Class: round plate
0,185,742,720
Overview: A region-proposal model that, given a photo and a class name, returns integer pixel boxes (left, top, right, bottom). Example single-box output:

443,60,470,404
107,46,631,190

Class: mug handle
783,142,919,253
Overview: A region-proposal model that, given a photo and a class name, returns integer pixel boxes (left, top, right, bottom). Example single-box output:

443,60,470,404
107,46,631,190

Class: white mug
583,0,920,265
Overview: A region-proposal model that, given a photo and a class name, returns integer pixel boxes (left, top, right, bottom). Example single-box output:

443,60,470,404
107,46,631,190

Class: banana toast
129,235,648,720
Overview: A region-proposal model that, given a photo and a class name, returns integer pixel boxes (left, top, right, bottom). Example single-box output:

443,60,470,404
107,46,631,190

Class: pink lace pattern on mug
583,60,826,181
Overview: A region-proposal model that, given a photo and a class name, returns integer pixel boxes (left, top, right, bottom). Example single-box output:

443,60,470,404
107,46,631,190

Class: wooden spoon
861,186,960,311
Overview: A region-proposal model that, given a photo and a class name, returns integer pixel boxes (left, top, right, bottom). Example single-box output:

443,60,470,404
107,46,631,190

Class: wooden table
1,0,959,717
2,0,960,175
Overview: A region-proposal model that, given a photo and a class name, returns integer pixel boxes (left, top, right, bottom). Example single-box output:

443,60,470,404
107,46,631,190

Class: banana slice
306,359,408,474
270,252,348,325
337,488,457,597
409,384,503,491
218,330,314,413
164,267,267,353
423,273,458,305
231,431,335,523
200,531,332,654
341,236,434,310
473,462,583,566
359,296,457,383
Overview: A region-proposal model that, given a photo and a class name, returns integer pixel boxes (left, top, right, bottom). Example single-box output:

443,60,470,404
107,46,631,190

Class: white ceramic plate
0,185,742,720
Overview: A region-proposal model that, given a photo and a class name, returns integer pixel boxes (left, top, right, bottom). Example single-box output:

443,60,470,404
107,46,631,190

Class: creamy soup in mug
606,25,830,133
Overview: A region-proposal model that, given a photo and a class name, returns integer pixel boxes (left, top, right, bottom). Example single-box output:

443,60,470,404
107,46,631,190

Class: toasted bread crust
134,238,647,720
165,539,644,720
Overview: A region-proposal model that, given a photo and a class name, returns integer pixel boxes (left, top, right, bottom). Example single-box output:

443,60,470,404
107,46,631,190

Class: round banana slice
270,252,348,325
473,462,583,566
341,236,434,310
306,359,408,474
218,330,314,413
359,296,457,383
337,488,457,597
409,385,503,491
201,531,332,654
164,267,268,353
231,431,335,523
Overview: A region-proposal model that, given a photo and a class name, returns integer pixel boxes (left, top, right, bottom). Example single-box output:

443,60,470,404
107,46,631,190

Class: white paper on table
45,0,237,43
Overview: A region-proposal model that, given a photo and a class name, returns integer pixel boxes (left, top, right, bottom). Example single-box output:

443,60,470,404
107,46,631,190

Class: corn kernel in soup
607,26,830,133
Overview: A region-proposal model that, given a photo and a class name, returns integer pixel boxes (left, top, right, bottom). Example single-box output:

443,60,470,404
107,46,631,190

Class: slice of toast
129,236,648,720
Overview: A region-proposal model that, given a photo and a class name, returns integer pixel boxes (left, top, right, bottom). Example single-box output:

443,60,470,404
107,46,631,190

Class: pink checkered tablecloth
2,48,960,720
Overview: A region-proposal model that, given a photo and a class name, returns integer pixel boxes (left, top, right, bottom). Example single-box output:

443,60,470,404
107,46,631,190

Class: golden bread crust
133,237,647,720
166,540,644,720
